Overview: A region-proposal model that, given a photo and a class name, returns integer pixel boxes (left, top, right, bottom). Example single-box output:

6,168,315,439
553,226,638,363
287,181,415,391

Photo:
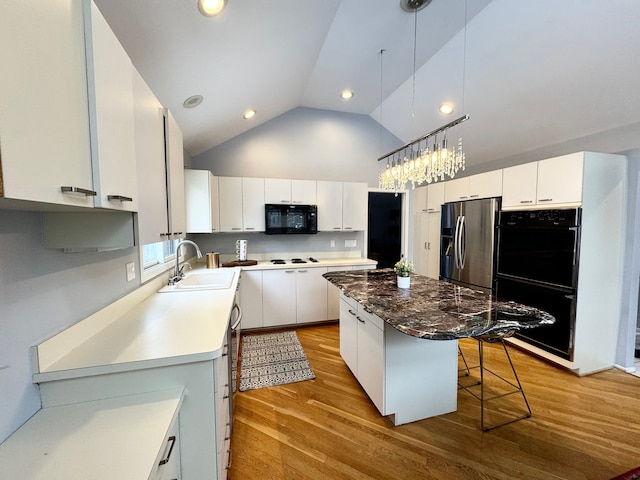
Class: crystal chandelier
379,0,469,190
379,115,469,190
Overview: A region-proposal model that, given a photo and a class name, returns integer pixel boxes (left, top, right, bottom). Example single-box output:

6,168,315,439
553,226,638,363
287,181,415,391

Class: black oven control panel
499,208,581,227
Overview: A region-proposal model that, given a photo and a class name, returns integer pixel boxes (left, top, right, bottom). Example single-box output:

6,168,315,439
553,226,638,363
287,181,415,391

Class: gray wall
192,107,402,188
0,210,139,442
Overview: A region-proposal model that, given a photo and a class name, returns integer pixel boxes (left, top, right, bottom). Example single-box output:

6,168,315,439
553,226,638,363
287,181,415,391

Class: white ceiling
95,0,640,168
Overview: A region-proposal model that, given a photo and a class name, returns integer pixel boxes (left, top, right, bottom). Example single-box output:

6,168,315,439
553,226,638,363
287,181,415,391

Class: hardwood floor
229,324,640,480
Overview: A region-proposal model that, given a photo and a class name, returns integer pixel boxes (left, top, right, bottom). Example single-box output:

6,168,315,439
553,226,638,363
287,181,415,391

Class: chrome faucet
170,240,203,284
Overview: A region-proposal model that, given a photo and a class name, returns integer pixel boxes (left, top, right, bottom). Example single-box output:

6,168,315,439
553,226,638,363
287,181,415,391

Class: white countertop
34,268,241,383
218,256,377,271
0,389,183,480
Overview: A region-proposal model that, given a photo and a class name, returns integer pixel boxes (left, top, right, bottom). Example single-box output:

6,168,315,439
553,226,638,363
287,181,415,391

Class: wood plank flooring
229,324,640,480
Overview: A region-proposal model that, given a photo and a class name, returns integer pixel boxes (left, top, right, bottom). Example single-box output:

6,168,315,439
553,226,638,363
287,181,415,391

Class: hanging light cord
411,7,418,142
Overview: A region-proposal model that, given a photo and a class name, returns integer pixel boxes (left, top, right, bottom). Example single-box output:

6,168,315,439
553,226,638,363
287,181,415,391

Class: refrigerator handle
453,216,461,269
459,215,466,269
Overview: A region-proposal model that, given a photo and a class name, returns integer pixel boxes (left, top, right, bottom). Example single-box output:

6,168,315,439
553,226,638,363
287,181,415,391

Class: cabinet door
357,308,384,413
339,296,358,375
292,180,317,204
426,182,445,212
242,177,265,232
444,177,470,203
240,270,263,329
264,178,291,204
317,181,343,231
296,267,328,324
469,170,503,199
427,212,441,280
502,162,538,208
218,177,243,232
262,270,296,327
132,67,168,245
0,0,93,207
86,1,137,212
185,170,219,233
414,187,428,213
537,153,584,205
164,110,186,238
342,182,368,231
413,214,429,276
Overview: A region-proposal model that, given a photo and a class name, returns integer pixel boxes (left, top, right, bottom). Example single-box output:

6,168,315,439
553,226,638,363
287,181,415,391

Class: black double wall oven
495,208,581,361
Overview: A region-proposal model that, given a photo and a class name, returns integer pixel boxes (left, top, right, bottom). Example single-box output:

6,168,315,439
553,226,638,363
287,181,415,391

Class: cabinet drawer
340,293,358,311
358,305,384,331
218,437,231,480
216,396,230,455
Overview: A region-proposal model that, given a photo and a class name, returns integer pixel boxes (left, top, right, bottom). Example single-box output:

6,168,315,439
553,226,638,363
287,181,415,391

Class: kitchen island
323,269,554,427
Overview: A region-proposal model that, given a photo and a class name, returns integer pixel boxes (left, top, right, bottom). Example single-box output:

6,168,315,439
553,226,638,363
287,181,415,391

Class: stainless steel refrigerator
439,198,500,293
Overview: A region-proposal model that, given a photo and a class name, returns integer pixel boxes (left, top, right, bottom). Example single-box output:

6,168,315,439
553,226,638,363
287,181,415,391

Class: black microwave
265,204,318,235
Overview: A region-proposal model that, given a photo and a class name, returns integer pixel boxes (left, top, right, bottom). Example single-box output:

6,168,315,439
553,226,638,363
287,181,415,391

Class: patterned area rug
238,330,315,392
612,467,640,480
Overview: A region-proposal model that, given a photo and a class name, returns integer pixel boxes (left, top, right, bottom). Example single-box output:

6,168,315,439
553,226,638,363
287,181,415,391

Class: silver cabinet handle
469,194,479,198
538,198,553,202
61,186,96,196
333,227,341,230
107,195,133,202
285,270,295,273
231,227,242,230
344,227,353,230
520,200,534,204
245,227,255,230
281,200,289,203
158,436,176,466
298,269,307,273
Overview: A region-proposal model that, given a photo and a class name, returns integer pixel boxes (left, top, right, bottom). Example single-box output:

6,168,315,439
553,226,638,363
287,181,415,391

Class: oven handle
231,303,242,331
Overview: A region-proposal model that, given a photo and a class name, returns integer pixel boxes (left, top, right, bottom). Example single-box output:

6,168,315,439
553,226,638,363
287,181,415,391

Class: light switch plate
330,240,335,248
126,262,136,282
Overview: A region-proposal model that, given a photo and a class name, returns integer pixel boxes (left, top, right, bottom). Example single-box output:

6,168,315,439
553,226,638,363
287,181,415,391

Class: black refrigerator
439,197,500,293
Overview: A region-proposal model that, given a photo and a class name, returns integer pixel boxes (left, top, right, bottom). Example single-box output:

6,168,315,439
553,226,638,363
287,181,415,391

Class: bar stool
458,333,532,431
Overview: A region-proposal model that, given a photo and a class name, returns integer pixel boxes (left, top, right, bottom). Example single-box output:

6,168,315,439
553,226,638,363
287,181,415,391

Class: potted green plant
393,258,414,288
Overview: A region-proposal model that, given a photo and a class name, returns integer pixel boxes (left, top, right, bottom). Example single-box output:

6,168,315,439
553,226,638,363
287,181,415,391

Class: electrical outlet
345,239,357,248
330,240,335,248
126,262,136,282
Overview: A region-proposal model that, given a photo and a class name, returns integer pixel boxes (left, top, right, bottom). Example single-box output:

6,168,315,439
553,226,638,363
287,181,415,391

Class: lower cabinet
339,293,458,425
296,268,328,324
412,212,440,280
239,270,263,329
262,269,297,327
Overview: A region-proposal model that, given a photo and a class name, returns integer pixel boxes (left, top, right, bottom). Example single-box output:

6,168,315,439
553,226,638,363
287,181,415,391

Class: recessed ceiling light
198,0,226,17
243,109,256,120
439,103,454,115
340,90,354,100
183,94,203,108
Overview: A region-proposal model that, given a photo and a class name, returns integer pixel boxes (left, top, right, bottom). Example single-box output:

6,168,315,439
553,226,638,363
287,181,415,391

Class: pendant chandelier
379,0,469,190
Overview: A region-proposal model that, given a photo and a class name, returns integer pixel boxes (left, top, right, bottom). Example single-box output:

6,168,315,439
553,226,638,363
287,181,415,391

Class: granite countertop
323,269,555,340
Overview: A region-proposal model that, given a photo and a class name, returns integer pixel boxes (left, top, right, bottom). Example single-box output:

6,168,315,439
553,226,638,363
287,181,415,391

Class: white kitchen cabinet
218,177,243,232
342,182,368,231
240,270,263,329
327,266,353,319
0,0,137,211
292,179,317,204
296,267,328,324
132,68,169,245
427,212,441,280
85,0,137,212
426,182,445,212
264,178,291,204
0,0,92,208
502,162,538,208
264,178,317,204
317,181,343,231
536,153,584,205
262,269,297,327
185,170,220,233
414,186,428,214
164,109,186,239
242,177,265,232
413,214,429,276
469,170,503,199
339,293,458,425
444,177,470,203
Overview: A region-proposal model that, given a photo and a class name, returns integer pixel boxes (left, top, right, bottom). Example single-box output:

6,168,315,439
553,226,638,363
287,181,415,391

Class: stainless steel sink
159,269,236,292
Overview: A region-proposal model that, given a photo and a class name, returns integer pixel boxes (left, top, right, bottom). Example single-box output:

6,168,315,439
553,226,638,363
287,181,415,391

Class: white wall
0,210,139,443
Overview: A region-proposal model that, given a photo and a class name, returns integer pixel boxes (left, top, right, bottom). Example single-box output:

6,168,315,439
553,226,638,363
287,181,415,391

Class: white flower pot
397,275,410,289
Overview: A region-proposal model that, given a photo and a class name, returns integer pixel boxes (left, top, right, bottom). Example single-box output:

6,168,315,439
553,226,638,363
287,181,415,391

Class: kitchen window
141,239,179,281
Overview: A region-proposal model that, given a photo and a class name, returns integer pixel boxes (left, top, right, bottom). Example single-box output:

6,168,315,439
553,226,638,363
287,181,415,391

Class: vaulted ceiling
96,0,640,170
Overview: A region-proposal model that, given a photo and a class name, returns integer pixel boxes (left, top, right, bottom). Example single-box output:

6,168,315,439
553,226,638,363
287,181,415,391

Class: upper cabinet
443,177,470,203
264,179,317,204
427,183,445,212
0,0,137,211
218,177,264,232
317,181,368,232
185,170,220,234
443,171,502,204
164,109,186,238
242,177,265,232
502,153,584,209
414,186,428,214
